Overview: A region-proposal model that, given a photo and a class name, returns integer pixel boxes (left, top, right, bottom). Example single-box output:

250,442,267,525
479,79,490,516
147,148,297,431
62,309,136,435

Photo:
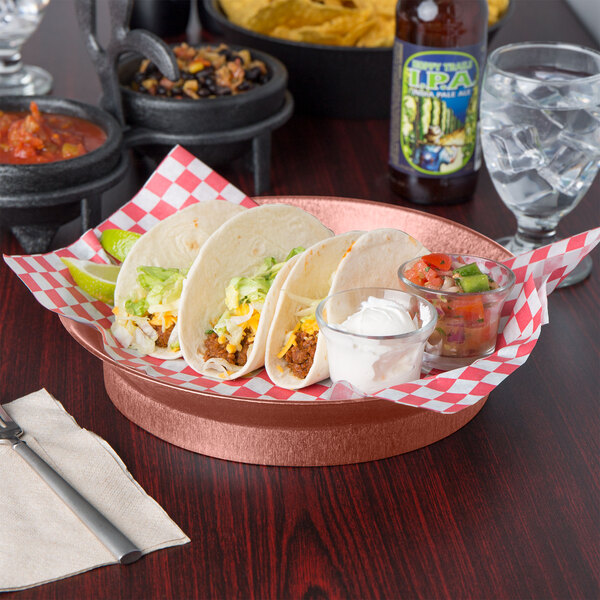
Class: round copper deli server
60,196,512,466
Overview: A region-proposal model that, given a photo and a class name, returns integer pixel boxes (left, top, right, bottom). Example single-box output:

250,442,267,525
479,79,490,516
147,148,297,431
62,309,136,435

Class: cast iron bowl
0,96,123,195
117,44,288,164
203,0,514,119
118,45,287,134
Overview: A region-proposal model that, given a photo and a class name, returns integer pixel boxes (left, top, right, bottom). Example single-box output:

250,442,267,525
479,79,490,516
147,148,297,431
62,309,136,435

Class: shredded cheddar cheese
149,311,177,330
342,241,356,259
278,325,300,358
277,317,319,358
233,303,261,333
300,316,319,335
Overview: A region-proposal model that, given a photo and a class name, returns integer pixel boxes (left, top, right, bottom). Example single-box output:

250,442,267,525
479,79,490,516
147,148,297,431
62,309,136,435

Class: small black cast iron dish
76,0,293,194
202,0,515,119
0,96,126,253
118,44,292,172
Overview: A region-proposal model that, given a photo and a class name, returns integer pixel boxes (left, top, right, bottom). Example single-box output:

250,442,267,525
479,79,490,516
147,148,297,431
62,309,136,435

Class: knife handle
12,439,142,564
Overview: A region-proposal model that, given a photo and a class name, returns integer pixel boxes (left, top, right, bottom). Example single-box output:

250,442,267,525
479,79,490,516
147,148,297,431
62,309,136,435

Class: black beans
245,66,262,82
128,43,270,100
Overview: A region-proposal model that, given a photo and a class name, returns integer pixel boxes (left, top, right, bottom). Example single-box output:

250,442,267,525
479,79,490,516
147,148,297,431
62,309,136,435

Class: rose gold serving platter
60,196,511,466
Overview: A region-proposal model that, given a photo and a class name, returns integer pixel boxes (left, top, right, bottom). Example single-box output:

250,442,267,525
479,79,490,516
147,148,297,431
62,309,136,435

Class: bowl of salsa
0,101,107,165
0,97,122,194
398,253,516,370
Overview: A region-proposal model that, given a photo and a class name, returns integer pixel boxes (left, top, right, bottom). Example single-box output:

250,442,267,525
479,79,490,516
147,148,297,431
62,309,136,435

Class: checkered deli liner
5,146,600,414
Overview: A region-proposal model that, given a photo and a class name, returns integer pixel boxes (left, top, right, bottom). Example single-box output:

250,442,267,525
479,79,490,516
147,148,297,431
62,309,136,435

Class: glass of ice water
0,0,52,95
480,42,600,286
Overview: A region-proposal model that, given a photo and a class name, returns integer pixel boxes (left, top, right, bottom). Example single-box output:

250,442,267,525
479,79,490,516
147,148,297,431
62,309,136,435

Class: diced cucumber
454,262,482,277
458,273,490,293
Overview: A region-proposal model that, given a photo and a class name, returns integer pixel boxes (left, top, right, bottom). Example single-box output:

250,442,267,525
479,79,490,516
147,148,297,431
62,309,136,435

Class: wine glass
480,42,600,287
0,0,52,95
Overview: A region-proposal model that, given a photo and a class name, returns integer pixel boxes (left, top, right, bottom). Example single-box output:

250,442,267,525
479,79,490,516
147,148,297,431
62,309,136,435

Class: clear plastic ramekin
398,254,516,370
315,287,437,395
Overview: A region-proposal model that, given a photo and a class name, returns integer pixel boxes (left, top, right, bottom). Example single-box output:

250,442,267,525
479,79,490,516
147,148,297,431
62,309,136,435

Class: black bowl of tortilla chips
202,0,513,119
203,0,394,119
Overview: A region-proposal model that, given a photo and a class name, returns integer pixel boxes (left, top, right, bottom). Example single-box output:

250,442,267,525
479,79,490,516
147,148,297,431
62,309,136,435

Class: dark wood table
2,1,598,598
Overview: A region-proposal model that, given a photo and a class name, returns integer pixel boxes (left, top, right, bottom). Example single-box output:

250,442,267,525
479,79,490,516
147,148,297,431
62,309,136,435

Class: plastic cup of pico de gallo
315,288,437,395
398,253,516,371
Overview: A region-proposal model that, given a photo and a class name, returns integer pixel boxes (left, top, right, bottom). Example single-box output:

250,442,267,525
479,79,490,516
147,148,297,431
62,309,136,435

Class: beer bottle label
389,41,485,178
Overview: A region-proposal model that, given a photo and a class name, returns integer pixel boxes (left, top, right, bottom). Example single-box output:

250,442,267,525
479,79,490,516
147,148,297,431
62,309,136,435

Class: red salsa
0,102,106,164
402,253,501,359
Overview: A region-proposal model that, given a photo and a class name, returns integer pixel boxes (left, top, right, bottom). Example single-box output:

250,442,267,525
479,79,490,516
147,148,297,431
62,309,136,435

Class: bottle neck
396,0,488,47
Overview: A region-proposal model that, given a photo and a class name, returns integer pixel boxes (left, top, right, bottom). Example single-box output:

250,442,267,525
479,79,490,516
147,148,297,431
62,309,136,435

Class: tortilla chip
270,11,374,46
355,17,395,47
219,0,270,28
247,0,351,34
221,0,396,47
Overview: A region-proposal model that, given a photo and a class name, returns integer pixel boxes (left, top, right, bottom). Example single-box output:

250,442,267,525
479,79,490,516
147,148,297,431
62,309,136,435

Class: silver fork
0,403,142,564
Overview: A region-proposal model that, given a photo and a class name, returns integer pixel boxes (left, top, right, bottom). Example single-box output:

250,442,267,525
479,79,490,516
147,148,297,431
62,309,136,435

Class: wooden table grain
1,1,598,598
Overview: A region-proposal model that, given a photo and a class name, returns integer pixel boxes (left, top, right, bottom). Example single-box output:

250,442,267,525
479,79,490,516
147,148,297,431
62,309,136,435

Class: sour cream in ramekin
316,289,436,395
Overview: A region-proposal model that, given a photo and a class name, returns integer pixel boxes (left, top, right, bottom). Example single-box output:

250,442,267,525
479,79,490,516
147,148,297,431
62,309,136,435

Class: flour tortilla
265,231,364,390
179,203,333,379
112,200,247,358
265,228,428,389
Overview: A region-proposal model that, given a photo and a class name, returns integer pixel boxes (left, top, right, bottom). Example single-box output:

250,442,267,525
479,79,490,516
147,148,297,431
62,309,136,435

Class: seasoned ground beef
284,331,317,379
150,321,175,348
203,332,251,366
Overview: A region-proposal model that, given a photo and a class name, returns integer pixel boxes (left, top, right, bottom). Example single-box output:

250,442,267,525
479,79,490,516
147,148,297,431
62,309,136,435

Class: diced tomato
449,297,485,322
423,266,442,287
403,259,429,286
422,253,452,271
424,276,444,288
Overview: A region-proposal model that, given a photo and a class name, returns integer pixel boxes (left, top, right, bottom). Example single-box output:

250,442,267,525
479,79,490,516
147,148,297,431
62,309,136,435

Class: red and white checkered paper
5,146,600,414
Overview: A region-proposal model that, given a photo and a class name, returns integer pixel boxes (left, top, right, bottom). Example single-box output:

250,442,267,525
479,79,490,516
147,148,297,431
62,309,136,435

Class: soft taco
178,203,333,380
265,228,428,389
111,200,246,358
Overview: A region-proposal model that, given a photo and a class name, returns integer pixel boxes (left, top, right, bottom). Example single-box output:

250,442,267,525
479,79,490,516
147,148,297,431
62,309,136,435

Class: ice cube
490,168,559,216
543,108,600,149
503,105,562,145
527,84,564,108
501,169,560,215
488,125,547,174
539,134,600,196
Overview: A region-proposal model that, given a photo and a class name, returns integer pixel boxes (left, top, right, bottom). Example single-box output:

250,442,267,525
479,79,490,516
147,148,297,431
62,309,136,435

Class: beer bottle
389,0,488,205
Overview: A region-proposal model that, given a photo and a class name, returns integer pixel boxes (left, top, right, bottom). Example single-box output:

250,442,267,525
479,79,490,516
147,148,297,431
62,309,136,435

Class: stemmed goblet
480,42,600,287
0,0,52,95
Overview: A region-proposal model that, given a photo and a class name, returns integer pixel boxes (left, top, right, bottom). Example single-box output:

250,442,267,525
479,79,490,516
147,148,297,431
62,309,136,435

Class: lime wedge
61,257,120,304
100,229,141,262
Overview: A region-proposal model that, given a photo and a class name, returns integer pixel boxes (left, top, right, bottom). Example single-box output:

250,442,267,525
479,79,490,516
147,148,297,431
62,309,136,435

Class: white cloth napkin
0,389,190,592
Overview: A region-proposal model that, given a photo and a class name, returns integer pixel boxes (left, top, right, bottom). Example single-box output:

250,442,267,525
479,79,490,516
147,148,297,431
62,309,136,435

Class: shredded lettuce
136,266,185,307
125,298,149,317
223,247,305,310
137,266,181,288
116,265,187,355
211,248,305,349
